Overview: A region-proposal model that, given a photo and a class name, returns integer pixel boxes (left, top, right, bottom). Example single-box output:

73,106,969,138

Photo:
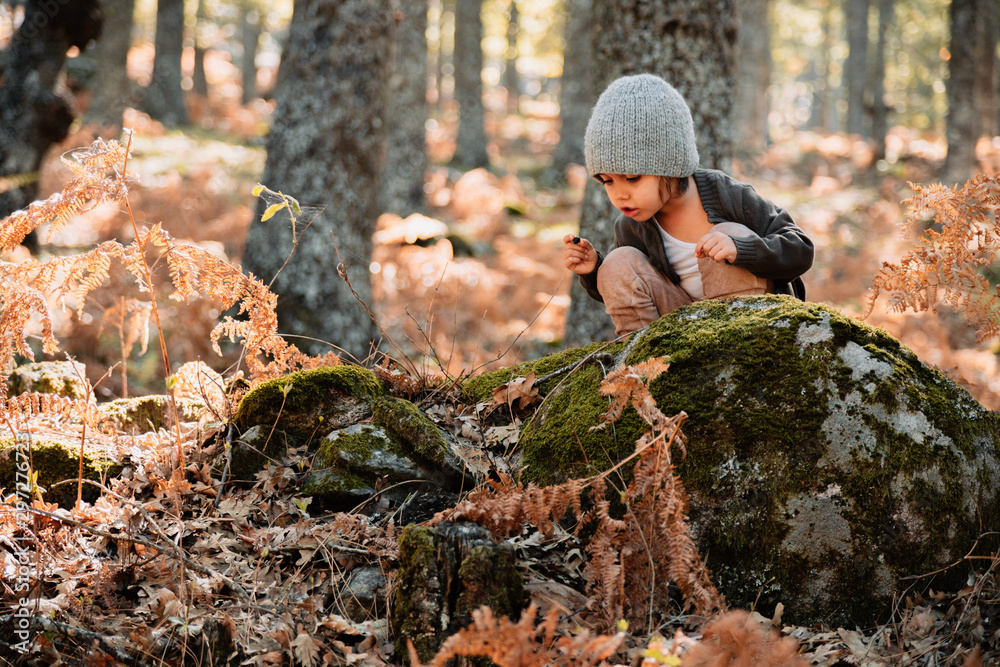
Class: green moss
301,425,397,499
459,341,611,405
455,544,523,620
232,365,385,445
392,526,440,664
101,396,204,433
373,397,448,465
0,438,123,508
508,295,1000,626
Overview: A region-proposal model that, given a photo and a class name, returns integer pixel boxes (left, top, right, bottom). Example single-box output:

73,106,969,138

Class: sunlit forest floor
31,50,1000,411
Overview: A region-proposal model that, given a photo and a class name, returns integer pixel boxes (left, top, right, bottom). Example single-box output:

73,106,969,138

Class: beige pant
596,222,769,335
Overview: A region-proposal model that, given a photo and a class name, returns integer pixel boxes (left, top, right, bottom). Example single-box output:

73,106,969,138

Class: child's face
594,174,667,222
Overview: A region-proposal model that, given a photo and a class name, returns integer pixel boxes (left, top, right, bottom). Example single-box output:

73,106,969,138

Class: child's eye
625,175,641,182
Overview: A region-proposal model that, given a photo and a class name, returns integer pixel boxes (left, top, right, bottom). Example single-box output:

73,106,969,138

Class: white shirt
659,228,704,299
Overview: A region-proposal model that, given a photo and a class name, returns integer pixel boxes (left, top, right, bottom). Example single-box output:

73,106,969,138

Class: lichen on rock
504,295,1000,626
100,395,204,434
7,360,92,400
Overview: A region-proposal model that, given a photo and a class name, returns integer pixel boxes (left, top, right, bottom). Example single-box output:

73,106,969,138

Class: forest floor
3,59,1000,665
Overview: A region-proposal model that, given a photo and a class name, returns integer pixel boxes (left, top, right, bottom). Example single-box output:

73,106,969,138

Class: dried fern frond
414,603,626,667
864,173,1000,341
0,138,133,252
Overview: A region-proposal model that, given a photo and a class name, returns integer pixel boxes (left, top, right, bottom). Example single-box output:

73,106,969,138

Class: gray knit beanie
584,73,699,178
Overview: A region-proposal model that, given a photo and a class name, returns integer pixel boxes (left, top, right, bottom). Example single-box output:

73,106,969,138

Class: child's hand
696,231,738,263
563,234,597,275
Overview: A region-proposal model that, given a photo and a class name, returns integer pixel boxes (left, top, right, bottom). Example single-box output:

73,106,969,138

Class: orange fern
864,173,1000,341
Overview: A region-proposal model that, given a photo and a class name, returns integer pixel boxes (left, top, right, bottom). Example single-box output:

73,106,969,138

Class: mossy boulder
497,295,1000,627
233,365,385,443
392,522,524,663
227,366,386,480
0,435,123,507
301,396,472,512
100,395,204,434
7,360,91,400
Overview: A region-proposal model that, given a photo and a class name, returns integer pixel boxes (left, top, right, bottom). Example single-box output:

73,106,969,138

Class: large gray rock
469,295,1000,627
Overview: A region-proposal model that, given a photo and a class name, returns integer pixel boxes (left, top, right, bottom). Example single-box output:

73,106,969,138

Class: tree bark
942,0,990,184
192,0,210,97
83,0,136,136
870,0,893,160
240,3,262,105
845,0,871,137
242,0,392,359
502,0,519,113
732,0,771,157
0,0,103,227
145,0,189,127
808,2,835,132
550,0,593,176
450,0,489,169
564,0,737,347
379,0,429,216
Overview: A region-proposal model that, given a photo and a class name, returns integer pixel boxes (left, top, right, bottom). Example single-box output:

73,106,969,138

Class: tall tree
83,0,136,137
942,0,993,183
380,0,429,216
564,0,737,346
807,0,837,132
0,0,103,227
870,0,893,160
145,0,189,126
844,0,871,137
503,0,520,113
450,0,489,168
192,0,210,97
242,0,392,359
732,0,771,156
240,2,262,104
550,0,593,176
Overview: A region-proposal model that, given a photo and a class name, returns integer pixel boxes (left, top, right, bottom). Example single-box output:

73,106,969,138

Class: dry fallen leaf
492,372,541,410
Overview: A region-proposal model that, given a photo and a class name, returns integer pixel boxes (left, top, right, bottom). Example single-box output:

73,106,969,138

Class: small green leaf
261,203,284,222
287,196,301,215
252,184,266,197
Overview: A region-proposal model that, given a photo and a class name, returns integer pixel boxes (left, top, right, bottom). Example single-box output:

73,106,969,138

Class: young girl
564,74,814,335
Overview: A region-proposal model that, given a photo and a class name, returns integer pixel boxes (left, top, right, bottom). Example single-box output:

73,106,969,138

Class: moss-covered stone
392,522,523,664
7,360,91,400
459,340,614,405
0,436,123,507
509,295,1000,627
301,397,472,512
100,395,204,433
232,365,385,445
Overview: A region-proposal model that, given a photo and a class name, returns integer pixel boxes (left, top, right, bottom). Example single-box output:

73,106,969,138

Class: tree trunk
564,0,737,347
808,1,835,132
0,0,103,230
974,0,997,138
450,0,489,169
380,0,429,216
732,0,771,157
870,0,893,160
942,0,989,184
242,0,392,359
241,4,262,105
83,0,136,137
145,0,189,127
845,0,871,137
503,0,519,113
192,0,210,97
550,0,593,176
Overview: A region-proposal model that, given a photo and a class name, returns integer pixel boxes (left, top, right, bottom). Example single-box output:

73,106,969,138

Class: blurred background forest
2,0,1000,408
